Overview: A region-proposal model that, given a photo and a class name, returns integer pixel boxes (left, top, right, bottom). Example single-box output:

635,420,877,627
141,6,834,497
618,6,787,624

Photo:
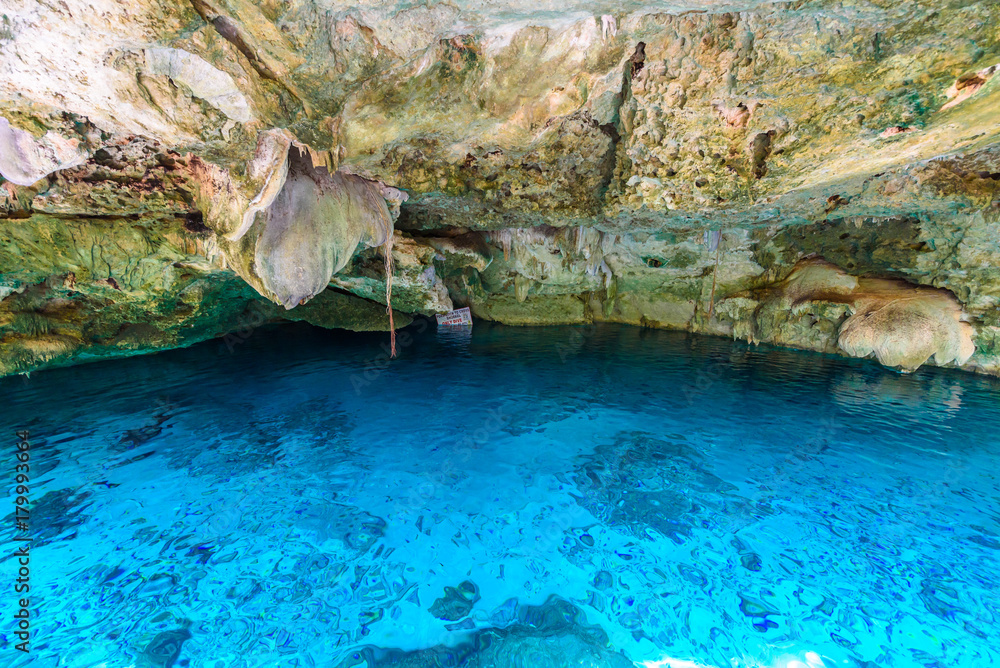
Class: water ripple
1,323,998,667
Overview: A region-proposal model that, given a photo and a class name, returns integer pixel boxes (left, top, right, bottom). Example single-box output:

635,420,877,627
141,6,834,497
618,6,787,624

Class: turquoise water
1,322,998,667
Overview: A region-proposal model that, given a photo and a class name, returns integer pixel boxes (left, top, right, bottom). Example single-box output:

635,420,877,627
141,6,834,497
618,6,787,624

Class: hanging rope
364,181,397,358
383,233,396,358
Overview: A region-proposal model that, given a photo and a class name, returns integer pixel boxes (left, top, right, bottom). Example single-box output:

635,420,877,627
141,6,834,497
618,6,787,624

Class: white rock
144,48,253,123
0,117,87,186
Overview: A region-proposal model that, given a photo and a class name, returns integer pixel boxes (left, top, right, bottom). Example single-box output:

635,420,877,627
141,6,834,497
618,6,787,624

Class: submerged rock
429,580,481,622
338,596,632,668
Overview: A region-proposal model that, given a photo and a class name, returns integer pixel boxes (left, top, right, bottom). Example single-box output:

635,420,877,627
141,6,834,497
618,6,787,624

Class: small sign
436,307,473,326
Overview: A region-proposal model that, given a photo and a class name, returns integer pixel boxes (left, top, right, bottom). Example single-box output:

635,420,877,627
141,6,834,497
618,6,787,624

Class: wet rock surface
2,0,1000,374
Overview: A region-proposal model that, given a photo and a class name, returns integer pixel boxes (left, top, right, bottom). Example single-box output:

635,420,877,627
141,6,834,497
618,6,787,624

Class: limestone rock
729,257,977,372
1,0,1000,376
249,148,395,309
0,117,87,186
839,281,976,371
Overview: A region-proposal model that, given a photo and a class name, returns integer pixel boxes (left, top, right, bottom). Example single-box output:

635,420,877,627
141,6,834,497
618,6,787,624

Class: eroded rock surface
1,0,999,375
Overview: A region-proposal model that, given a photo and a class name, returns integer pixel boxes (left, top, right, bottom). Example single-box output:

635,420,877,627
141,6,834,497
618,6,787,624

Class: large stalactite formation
1,0,999,376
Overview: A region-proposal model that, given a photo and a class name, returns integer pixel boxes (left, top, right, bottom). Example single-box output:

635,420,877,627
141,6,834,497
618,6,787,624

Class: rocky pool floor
1,322,997,667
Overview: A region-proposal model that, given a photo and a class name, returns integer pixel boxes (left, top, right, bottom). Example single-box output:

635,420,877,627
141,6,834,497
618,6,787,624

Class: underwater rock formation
338,596,632,668
1,0,1000,374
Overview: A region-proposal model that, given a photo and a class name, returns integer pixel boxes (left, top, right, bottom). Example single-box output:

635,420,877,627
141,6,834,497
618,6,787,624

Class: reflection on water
1,322,998,667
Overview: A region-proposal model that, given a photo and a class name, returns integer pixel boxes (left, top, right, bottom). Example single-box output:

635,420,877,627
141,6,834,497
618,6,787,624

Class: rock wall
1,0,999,375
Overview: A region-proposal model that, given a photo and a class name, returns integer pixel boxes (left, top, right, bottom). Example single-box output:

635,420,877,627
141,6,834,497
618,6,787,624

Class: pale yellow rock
839,282,976,371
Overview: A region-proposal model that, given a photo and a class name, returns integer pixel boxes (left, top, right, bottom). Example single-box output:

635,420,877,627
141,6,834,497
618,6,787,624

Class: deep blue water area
1,322,998,668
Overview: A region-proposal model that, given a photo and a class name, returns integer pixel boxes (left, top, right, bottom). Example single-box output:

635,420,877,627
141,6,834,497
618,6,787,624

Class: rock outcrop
1,0,999,375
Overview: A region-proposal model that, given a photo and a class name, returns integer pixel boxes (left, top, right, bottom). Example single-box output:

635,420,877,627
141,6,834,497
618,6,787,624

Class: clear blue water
1,322,998,668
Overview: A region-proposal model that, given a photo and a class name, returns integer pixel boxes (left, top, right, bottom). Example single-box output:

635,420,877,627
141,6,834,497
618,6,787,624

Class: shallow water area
1,322,998,668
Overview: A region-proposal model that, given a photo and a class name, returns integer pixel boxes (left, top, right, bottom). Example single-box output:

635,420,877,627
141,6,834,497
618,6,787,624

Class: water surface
1,322,997,667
